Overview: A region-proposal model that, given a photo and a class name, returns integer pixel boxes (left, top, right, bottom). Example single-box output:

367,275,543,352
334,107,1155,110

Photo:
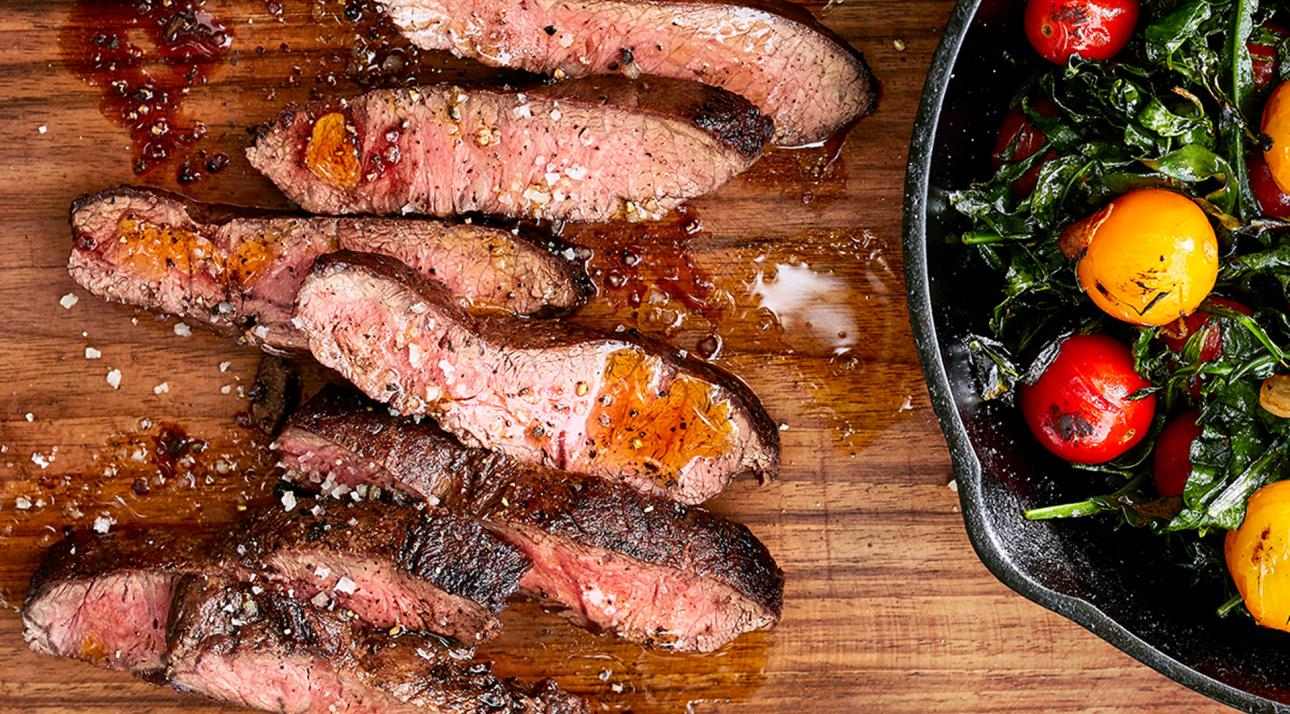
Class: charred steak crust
280,385,785,640
167,576,587,714
467,465,785,623
235,498,528,615
67,185,589,349
376,0,876,145
247,77,771,222
295,251,779,504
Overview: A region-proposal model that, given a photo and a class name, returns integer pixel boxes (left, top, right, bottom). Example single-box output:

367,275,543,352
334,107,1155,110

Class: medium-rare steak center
376,0,877,145
248,77,772,223
293,252,779,505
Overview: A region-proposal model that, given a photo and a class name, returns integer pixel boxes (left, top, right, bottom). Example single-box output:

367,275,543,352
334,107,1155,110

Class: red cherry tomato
1250,151,1290,218
1024,0,1140,64
1162,297,1254,361
1252,23,1289,91
1019,334,1157,465
1152,409,1201,497
992,99,1059,197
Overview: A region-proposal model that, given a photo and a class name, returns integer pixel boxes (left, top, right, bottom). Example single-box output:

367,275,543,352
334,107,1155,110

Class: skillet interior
904,0,1290,709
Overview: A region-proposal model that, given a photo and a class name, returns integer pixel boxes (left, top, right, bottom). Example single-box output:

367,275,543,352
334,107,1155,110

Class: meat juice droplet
585,208,720,321
60,1,232,177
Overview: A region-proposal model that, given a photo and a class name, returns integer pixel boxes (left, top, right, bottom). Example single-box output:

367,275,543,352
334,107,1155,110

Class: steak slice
22,529,210,678
247,76,771,223
167,576,586,714
69,186,587,353
276,385,784,652
231,497,529,644
376,0,876,145
294,252,779,505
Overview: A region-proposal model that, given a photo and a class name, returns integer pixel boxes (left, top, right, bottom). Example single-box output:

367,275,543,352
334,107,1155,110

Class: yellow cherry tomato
1262,82,1290,195
1226,481,1290,632
1059,188,1217,327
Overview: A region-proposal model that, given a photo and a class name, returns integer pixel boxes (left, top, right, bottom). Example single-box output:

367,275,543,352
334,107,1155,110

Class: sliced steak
294,252,779,505
247,77,771,223
22,529,210,678
24,501,522,670
69,186,587,352
167,576,586,714
376,0,875,145
277,385,784,652
231,497,529,644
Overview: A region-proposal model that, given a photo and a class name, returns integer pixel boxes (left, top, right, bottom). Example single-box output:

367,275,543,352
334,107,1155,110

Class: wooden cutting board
0,0,1226,711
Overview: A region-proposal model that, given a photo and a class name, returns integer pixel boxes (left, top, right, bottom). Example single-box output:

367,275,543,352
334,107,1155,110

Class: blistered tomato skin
1152,410,1201,497
992,100,1059,197
1019,334,1156,465
1263,82,1290,195
1024,0,1140,64
1060,189,1218,327
1226,481,1290,632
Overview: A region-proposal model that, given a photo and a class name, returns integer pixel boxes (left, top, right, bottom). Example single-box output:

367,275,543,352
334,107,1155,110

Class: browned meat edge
278,384,784,650
166,575,587,713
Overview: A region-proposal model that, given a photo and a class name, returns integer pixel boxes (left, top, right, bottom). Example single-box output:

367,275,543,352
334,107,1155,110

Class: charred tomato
1024,0,1139,64
1019,334,1156,465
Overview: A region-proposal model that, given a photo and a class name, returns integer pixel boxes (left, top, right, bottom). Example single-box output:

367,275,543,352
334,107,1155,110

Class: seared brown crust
466,466,784,623
25,529,210,611
302,250,780,500
167,576,587,713
281,385,784,628
235,498,528,616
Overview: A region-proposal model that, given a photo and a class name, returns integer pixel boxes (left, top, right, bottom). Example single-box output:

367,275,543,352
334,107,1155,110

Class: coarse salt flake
15,496,31,510
85,347,101,359
173,322,192,337
37,125,47,134
219,361,232,372
24,413,33,422
281,491,298,512
106,369,122,389
59,293,78,309
153,382,170,395
314,565,331,579
92,515,115,534
334,576,357,595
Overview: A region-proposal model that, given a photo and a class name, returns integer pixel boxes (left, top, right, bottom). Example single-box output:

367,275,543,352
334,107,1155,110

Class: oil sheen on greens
950,0,1290,557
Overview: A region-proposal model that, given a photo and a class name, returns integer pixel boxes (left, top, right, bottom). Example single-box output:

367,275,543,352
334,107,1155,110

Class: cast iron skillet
904,1,1290,711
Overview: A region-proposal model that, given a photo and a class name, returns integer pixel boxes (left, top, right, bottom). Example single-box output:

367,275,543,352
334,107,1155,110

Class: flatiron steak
376,0,876,145
69,186,587,353
292,252,779,505
247,77,772,223
276,385,785,652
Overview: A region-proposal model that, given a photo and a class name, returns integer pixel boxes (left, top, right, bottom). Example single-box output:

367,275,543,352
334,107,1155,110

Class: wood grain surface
0,0,1230,711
